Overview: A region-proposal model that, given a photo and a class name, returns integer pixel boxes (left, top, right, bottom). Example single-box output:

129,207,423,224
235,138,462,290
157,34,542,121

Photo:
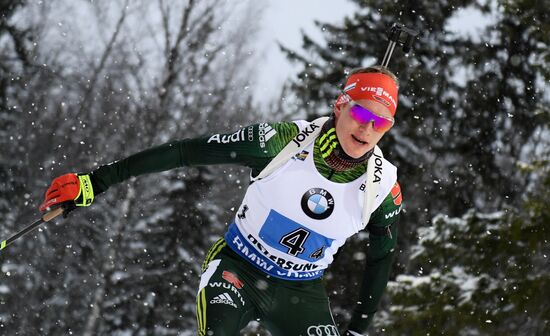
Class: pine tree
380,161,550,334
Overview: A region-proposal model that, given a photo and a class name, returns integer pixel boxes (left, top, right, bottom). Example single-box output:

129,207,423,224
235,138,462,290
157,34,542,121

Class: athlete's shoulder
252,121,300,157
268,121,300,141
264,119,330,155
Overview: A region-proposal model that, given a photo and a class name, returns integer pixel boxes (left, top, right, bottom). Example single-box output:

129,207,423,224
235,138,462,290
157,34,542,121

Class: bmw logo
301,188,335,220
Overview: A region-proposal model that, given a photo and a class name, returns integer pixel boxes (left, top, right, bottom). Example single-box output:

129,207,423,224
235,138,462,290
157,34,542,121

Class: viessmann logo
360,85,397,108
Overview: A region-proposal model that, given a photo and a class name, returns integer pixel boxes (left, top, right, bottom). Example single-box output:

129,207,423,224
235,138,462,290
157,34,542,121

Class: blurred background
0,0,548,335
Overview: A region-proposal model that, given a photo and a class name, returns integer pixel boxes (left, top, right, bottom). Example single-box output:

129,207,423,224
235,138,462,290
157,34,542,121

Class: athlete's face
334,99,393,158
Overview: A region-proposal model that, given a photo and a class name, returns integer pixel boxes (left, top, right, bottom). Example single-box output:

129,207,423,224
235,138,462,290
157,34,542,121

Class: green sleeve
348,182,403,333
90,122,299,194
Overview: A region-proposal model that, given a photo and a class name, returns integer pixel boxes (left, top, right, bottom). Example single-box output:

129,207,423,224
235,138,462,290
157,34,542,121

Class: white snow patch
394,274,433,287
448,266,482,305
177,247,193,262
111,271,130,283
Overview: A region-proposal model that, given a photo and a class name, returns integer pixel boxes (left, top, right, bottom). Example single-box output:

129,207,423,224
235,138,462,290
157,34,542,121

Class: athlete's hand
39,173,95,213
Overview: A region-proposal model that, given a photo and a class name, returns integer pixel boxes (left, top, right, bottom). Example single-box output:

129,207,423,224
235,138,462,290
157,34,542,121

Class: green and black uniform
88,121,402,335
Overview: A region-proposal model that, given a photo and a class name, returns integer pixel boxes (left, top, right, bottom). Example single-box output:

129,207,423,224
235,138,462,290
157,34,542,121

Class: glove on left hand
39,173,94,212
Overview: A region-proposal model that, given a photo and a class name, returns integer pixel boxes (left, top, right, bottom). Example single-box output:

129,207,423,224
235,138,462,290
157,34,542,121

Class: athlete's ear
334,104,342,119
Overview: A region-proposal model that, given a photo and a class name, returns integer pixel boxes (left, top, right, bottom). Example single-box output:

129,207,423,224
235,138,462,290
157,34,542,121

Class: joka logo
301,188,335,220
391,182,402,206
372,152,383,183
222,271,244,289
210,293,237,308
292,123,321,147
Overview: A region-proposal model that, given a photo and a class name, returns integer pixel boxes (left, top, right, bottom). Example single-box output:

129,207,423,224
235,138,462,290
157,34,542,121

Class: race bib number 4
259,210,333,262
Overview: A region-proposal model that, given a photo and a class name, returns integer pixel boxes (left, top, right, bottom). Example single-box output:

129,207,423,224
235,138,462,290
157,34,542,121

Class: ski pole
0,207,64,251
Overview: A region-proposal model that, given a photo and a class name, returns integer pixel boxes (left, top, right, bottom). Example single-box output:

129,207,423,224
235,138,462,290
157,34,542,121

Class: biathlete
40,65,403,336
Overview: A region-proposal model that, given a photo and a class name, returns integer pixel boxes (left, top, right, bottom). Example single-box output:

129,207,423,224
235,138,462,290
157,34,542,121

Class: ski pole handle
43,207,64,222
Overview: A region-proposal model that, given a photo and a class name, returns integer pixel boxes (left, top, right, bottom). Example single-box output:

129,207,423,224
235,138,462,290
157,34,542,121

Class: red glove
39,173,95,212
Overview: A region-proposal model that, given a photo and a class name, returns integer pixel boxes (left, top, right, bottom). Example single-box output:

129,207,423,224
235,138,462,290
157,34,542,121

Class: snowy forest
0,0,548,335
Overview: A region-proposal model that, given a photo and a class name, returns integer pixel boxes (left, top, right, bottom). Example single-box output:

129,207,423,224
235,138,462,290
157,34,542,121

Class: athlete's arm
89,122,299,194
346,182,402,334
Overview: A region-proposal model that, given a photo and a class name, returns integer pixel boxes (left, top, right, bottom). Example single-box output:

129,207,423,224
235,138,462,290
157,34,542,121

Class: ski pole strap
75,174,94,207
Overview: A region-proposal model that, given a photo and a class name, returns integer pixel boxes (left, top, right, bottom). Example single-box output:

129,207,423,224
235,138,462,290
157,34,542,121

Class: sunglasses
349,102,395,132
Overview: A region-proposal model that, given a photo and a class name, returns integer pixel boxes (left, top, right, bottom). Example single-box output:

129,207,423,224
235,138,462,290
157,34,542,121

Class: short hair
347,65,399,87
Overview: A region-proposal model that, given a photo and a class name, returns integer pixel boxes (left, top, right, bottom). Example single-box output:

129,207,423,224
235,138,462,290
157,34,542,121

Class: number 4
279,228,310,256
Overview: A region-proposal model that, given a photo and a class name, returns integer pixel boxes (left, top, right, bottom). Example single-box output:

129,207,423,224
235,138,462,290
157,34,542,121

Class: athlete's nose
358,121,374,132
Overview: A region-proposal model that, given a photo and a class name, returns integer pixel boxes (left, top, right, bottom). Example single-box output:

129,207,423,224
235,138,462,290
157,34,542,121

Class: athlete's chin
341,143,373,159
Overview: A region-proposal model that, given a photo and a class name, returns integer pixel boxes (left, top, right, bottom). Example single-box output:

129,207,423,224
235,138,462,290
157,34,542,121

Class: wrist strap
75,175,94,206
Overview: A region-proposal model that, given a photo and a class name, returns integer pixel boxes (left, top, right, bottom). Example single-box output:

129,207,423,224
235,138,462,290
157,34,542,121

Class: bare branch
78,0,130,115
158,0,171,60
158,0,198,109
